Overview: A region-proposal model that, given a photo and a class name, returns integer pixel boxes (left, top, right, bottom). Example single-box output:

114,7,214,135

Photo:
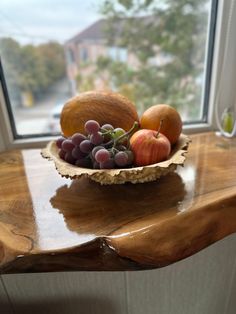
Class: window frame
0,0,234,151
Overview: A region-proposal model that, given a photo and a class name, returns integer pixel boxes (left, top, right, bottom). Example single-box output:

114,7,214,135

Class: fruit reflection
50,173,186,236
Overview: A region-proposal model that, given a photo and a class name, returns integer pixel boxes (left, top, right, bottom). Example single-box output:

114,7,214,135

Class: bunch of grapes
56,120,138,169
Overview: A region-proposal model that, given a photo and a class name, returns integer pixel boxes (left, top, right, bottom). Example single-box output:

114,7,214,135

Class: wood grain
2,235,236,314
0,132,236,273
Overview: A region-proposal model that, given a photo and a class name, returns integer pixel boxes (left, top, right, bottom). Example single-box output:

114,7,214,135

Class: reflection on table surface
0,132,235,271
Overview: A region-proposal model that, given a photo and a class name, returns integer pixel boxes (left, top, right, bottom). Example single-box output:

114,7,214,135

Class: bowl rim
41,133,191,183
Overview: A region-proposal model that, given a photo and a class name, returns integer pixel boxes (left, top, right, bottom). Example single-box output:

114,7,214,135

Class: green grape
112,128,127,144
112,128,125,139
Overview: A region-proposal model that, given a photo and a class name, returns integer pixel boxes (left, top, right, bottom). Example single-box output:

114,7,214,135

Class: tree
0,38,66,105
98,0,209,118
37,42,66,89
0,38,22,104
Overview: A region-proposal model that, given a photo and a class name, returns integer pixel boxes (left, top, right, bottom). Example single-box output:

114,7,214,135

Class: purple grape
56,137,65,148
62,139,74,152
92,146,104,158
125,150,134,165
72,146,87,159
93,161,100,169
100,158,115,169
114,151,128,167
101,124,114,131
65,152,76,165
108,150,114,157
95,149,110,163
59,149,66,160
71,133,86,146
85,120,100,134
90,132,104,145
79,140,94,153
75,158,92,168
116,145,127,151
103,132,113,143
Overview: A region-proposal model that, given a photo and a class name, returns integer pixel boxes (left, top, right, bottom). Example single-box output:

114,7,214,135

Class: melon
60,91,139,137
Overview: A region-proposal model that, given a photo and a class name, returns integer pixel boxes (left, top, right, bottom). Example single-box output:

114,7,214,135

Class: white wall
0,234,235,314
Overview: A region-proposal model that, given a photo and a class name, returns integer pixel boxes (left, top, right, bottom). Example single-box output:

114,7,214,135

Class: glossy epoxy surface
0,132,236,272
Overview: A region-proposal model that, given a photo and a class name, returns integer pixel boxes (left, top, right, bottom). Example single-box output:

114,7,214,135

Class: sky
0,0,101,45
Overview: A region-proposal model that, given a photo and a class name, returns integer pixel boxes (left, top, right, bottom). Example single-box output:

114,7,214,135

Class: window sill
2,123,214,151
0,132,235,273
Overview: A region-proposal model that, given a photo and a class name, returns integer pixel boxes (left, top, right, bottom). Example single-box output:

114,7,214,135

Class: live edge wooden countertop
0,132,235,273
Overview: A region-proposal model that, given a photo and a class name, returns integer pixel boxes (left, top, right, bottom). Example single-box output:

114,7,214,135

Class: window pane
0,0,215,137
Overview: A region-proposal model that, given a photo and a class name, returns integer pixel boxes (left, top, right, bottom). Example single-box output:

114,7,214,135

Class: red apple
130,129,171,166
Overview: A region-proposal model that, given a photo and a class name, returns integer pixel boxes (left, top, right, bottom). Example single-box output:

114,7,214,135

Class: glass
0,0,216,138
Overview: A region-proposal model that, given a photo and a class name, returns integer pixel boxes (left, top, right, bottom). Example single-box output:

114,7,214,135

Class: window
108,47,118,61
65,48,75,64
79,47,89,63
118,48,128,63
0,0,234,148
108,47,128,62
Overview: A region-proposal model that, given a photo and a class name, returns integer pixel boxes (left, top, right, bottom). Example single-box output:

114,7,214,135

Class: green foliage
96,56,112,70
76,73,95,92
0,38,66,100
0,38,22,94
36,42,66,91
98,0,209,118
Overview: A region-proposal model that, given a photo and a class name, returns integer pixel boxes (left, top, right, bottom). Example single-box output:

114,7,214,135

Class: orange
140,104,182,145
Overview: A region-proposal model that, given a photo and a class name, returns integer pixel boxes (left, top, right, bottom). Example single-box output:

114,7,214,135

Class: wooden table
0,132,235,273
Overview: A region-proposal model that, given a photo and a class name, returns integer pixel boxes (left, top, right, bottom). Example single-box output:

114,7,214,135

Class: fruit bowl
41,134,190,185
